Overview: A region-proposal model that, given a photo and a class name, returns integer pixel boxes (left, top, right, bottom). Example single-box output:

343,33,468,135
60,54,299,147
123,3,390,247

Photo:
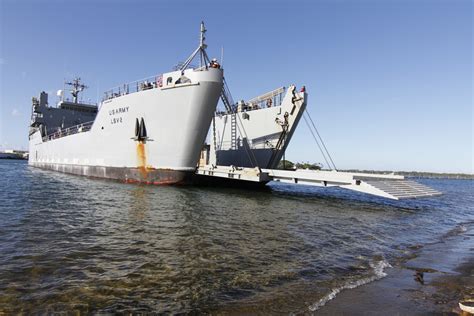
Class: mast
65,77,87,103
199,22,207,68
180,21,210,71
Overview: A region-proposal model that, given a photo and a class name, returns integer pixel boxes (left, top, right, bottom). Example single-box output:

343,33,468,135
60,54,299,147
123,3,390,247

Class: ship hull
31,162,192,184
29,68,223,184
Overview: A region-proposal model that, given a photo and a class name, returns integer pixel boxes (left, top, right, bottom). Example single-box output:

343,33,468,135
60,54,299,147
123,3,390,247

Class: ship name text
109,106,129,125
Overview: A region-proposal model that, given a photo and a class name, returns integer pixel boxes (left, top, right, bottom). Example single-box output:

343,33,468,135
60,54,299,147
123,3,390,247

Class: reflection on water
0,160,472,314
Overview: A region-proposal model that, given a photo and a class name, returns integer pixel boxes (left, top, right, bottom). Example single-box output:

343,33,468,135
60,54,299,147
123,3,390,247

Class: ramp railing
246,86,286,110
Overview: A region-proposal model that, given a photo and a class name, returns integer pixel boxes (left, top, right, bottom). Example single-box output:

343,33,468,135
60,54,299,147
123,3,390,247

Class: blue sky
0,0,472,173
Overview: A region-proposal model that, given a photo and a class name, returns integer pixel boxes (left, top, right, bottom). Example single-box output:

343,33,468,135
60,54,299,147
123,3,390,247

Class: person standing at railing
156,75,163,88
210,58,220,69
266,98,272,108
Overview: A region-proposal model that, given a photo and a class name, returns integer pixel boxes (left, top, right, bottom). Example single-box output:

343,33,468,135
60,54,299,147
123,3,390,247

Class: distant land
278,160,473,179
340,169,473,180
0,150,28,160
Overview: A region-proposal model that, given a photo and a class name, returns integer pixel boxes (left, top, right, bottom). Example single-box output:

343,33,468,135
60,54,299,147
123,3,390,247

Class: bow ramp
358,178,441,200
195,166,442,200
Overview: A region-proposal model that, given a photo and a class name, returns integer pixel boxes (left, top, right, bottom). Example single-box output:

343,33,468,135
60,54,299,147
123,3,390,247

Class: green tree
277,159,295,170
295,162,322,170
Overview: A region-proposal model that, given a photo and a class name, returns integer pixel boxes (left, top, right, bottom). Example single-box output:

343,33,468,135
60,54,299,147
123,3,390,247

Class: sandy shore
318,224,474,315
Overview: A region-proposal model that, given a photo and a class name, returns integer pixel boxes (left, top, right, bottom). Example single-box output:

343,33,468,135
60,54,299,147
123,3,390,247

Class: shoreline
318,223,474,315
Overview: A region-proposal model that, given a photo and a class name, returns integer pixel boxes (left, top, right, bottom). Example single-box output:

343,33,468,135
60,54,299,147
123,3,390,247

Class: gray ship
28,23,223,184
27,23,442,200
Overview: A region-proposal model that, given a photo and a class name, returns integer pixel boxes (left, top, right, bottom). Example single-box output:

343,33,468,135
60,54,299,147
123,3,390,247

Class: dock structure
195,165,442,200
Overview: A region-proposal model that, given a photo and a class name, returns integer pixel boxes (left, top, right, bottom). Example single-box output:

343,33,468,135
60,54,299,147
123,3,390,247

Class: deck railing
245,86,286,110
60,97,98,106
42,121,94,142
217,86,287,114
102,74,164,102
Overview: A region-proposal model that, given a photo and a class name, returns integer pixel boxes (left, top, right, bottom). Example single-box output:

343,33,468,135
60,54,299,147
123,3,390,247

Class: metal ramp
195,166,442,200
362,179,442,199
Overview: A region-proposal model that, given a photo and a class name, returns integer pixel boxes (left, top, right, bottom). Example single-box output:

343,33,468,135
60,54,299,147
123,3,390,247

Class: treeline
276,161,473,179
341,169,473,179
277,160,322,170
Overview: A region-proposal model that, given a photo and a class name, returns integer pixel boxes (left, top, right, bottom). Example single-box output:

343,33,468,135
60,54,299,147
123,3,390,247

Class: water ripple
0,160,472,314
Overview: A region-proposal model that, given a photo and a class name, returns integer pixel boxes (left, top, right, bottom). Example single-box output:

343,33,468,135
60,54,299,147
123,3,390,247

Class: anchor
132,117,149,142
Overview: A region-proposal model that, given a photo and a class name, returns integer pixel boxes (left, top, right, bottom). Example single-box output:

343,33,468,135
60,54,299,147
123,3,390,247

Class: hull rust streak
136,141,149,180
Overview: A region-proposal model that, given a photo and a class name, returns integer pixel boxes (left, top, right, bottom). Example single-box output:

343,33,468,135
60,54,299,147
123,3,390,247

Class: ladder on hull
220,78,238,151
195,166,442,200
230,114,237,150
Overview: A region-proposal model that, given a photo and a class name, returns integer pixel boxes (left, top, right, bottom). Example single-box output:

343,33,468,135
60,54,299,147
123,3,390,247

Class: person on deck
210,58,221,69
266,98,273,108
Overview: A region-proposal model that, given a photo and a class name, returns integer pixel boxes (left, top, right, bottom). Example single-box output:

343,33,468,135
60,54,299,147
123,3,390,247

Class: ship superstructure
30,79,98,138
28,23,223,184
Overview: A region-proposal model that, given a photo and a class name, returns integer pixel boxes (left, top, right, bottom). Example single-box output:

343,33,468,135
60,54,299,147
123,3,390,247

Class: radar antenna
65,77,88,103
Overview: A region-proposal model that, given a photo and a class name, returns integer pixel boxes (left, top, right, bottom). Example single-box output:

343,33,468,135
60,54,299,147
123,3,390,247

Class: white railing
217,86,287,114
60,97,98,106
102,74,164,101
246,86,286,109
43,121,94,142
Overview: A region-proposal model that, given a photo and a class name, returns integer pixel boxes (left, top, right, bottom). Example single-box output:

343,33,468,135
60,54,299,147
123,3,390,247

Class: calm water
0,160,472,314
